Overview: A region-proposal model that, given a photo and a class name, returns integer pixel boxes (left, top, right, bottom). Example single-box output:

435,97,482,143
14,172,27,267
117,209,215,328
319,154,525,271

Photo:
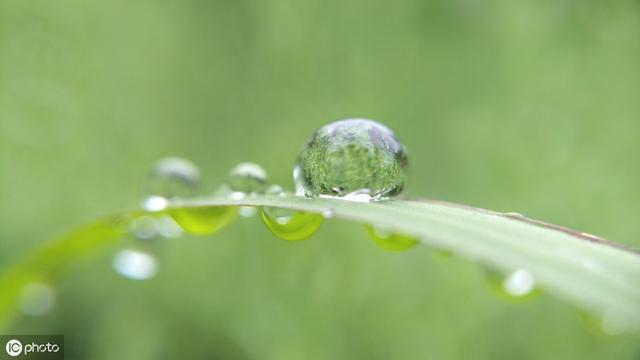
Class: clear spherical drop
365,225,418,251
295,119,408,201
227,162,269,194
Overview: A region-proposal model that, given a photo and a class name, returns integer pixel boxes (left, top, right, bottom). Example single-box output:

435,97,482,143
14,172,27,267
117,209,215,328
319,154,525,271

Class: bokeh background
1,0,639,359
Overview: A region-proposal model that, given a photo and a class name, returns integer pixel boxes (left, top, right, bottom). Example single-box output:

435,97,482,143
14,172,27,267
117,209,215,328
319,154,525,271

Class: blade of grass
1,195,638,332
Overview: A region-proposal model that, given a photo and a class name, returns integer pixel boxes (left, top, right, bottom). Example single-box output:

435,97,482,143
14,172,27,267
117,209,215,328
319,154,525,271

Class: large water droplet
170,206,238,235
295,118,408,201
113,249,157,280
143,157,200,211
227,162,269,194
260,208,323,241
365,225,418,251
19,282,56,316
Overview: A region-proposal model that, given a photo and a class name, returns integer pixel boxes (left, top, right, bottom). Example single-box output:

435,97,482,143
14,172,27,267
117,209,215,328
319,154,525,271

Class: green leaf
1,195,639,332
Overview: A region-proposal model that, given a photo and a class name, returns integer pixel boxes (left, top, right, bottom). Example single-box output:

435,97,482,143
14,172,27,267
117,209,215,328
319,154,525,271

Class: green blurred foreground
1,0,639,359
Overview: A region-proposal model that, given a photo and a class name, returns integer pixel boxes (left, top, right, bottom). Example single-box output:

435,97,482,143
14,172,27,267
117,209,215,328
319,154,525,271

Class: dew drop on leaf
169,206,239,235
113,249,157,280
294,118,408,201
266,184,285,196
322,208,335,218
365,225,418,251
260,207,323,241
130,215,160,240
130,215,183,240
503,269,536,296
143,157,200,211
239,206,258,217
227,162,269,194
154,216,183,238
486,268,541,301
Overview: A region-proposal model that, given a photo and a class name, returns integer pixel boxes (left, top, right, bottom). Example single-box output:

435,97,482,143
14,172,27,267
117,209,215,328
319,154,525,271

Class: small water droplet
266,184,285,196
130,215,160,240
147,157,200,198
113,249,157,280
227,162,269,194
19,282,55,316
260,207,323,241
170,206,238,235
503,269,536,296
322,208,335,218
239,206,258,217
486,268,540,300
365,225,418,251
130,215,183,240
155,216,183,238
295,118,408,201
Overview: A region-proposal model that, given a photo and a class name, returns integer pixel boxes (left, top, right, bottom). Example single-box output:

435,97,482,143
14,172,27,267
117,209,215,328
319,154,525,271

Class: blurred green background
1,0,639,359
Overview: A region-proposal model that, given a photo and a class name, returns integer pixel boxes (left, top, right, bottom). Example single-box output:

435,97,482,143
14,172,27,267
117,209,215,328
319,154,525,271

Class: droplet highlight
365,225,418,251
295,118,408,201
260,208,323,241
